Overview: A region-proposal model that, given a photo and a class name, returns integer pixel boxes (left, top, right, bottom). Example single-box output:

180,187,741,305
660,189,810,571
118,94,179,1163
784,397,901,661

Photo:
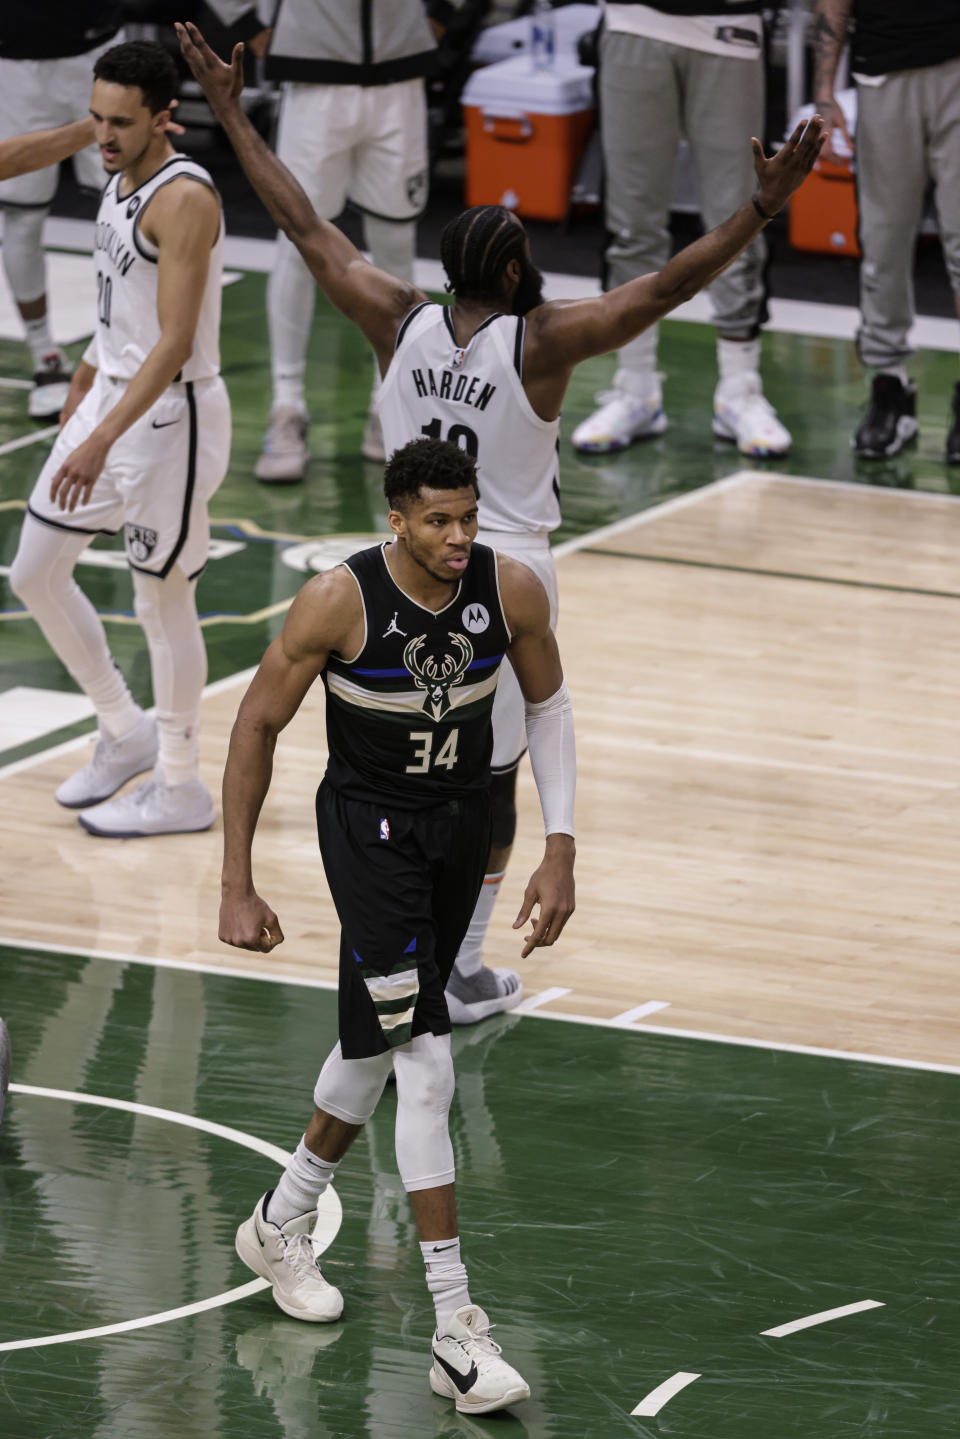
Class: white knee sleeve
1,205,48,303
363,214,416,287
394,1033,456,1193
313,1041,395,1125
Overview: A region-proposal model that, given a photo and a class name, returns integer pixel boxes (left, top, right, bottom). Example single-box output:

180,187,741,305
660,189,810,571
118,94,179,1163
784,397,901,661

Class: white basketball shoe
571,385,667,453
430,1304,530,1413
236,1192,344,1323
255,407,309,483
713,373,791,457
77,775,214,838
55,715,158,809
445,966,523,1025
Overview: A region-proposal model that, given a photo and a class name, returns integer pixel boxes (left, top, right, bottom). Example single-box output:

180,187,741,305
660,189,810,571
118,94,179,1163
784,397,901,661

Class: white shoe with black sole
56,715,158,809
430,1304,530,1414
235,1192,343,1322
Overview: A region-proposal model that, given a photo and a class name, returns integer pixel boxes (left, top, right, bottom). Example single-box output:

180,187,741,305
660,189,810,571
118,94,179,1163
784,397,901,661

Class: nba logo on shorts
379,817,390,841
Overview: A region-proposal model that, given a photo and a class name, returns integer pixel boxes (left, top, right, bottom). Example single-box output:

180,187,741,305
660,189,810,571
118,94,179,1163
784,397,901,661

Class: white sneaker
55,715,158,809
571,387,667,453
255,407,309,483
78,775,215,838
430,1304,530,1414
713,374,791,457
29,350,72,420
445,966,523,1025
236,1192,344,1323
362,405,386,463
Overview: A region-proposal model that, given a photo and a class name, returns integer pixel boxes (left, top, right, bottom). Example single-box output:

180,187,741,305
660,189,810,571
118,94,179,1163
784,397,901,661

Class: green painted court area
3,265,960,769
0,944,957,1438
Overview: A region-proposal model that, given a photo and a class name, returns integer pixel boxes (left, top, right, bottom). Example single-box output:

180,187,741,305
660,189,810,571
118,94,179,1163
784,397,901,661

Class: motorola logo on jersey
125,523,158,563
403,632,473,721
461,603,489,635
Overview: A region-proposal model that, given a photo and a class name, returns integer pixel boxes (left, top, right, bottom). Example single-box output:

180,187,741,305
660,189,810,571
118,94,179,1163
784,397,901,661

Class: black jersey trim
131,171,221,265
338,563,368,666
26,503,119,539
394,300,432,353
114,154,193,206
442,306,457,345
491,751,526,776
513,316,525,380
377,542,462,617
129,381,197,579
442,307,504,353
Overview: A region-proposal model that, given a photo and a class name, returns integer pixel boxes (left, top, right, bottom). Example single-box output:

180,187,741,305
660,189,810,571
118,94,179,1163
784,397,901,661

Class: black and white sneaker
946,382,960,466
430,1304,530,1413
853,375,918,458
29,350,72,420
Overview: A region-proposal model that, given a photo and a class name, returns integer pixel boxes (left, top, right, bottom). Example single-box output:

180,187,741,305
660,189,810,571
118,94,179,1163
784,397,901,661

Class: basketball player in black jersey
218,437,575,1414
179,18,825,1023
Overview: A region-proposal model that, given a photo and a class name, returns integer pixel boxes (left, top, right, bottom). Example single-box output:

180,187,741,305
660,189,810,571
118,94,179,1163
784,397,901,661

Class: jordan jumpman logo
383,611,407,638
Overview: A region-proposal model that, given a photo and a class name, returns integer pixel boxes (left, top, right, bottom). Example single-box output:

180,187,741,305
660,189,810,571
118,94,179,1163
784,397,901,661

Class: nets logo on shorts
406,170,427,210
125,523,159,563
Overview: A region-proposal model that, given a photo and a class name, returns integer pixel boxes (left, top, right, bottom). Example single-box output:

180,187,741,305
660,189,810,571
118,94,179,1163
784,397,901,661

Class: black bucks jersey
322,543,511,805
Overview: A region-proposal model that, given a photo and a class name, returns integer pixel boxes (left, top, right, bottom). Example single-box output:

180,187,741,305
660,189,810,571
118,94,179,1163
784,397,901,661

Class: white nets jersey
378,302,561,535
91,154,223,382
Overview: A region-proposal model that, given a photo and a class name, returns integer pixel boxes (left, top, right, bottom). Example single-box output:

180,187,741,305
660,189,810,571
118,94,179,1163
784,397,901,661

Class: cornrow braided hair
440,206,527,302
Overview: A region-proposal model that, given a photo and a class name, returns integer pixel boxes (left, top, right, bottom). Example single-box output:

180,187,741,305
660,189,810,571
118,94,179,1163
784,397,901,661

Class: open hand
219,889,284,953
751,116,826,218
814,95,855,166
175,22,244,110
49,431,111,511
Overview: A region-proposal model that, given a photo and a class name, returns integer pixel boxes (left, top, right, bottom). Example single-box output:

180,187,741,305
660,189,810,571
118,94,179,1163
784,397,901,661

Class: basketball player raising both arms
219,436,575,1414
10,41,231,838
178,20,823,1017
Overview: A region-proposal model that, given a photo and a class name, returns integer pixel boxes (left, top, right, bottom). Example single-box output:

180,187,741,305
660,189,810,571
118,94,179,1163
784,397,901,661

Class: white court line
611,1000,670,1025
0,665,257,782
0,376,33,390
761,1299,884,1338
515,986,572,1012
0,424,58,458
754,471,960,506
631,1371,701,1417
0,1082,343,1352
552,471,753,560
2,936,958,1077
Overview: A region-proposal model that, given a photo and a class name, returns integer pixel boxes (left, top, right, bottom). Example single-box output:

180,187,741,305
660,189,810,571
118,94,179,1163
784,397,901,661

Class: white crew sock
717,336,761,383
24,315,57,369
267,1138,341,1227
421,1236,471,1333
452,871,505,982
267,233,315,414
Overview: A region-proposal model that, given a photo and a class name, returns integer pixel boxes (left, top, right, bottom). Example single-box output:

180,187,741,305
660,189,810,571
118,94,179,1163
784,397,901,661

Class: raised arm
220,568,360,952
522,118,824,414
812,0,855,163
498,556,576,956
175,21,425,367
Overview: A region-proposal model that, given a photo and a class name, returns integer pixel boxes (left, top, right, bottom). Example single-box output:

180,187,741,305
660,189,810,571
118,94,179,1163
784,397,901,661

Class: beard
511,259,546,316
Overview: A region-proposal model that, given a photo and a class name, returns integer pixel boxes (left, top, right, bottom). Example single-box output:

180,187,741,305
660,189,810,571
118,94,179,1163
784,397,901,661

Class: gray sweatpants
599,28,766,385
856,54,960,370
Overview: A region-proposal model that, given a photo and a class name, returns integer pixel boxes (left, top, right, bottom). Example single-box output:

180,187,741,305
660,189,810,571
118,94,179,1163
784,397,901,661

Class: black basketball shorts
315,780,492,1058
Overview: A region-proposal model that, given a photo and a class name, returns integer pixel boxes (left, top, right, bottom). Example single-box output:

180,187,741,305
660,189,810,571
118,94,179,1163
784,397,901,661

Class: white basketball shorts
0,41,121,207
27,370,231,579
483,531,560,772
276,77,428,223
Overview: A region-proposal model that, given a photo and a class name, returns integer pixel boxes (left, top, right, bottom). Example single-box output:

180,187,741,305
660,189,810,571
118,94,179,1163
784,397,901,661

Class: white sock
268,233,314,414
612,365,660,402
452,871,505,982
24,315,56,369
717,336,761,383
155,710,200,788
267,1138,340,1227
133,568,205,787
95,681,146,743
421,1237,471,1333
876,364,909,386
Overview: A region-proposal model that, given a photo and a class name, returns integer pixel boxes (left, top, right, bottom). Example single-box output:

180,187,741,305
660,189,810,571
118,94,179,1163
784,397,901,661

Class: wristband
752,192,774,223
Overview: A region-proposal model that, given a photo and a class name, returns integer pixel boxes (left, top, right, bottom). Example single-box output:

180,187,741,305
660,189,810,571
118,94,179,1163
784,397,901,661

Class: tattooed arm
811,0,855,163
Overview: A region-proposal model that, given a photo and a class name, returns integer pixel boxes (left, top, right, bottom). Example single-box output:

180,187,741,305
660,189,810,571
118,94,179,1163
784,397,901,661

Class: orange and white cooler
787,91,860,257
461,55,595,222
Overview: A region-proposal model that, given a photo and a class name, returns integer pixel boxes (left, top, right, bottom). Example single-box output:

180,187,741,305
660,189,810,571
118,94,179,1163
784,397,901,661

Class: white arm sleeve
524,680,576,838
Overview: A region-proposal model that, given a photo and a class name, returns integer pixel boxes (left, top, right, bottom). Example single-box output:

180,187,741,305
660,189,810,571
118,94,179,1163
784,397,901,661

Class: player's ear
387,507,405,540
153,105,173,137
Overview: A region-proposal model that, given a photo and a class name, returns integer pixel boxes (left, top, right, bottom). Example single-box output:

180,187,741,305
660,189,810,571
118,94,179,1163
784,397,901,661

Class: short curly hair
383,437,480,512
93,40,179,115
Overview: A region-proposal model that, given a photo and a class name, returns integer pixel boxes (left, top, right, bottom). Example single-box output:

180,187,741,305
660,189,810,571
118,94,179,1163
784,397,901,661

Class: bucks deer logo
403,633,473,721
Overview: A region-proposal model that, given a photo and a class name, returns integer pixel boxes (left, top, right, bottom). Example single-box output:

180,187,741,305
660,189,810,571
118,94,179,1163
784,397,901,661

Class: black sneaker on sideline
946,382,960,466
853,375,918,459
